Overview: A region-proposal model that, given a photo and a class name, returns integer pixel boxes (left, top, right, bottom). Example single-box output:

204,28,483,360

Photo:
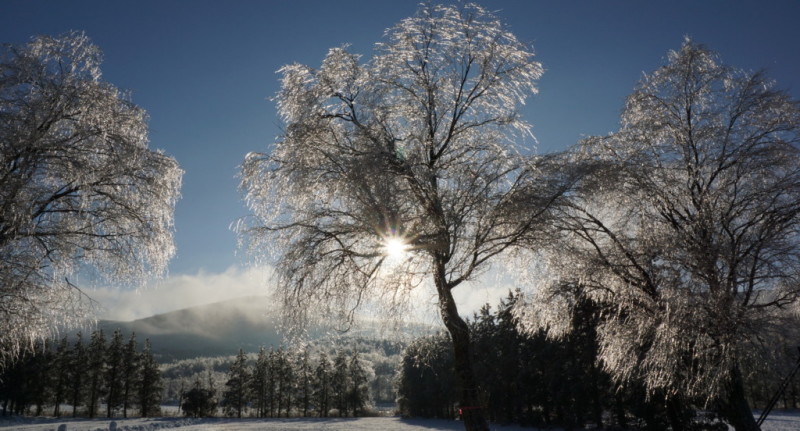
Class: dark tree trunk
435,262,490,431
666,395,691,431
590,369,603,428
720,365,760,431
614,391,627,428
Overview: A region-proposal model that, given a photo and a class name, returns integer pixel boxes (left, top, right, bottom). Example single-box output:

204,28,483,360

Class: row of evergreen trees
0,329,162,418
398,291,800,429
398,291,693,429
182,347,372,418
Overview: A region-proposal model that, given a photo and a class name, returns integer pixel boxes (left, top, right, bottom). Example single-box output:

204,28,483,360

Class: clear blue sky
2,1,799,316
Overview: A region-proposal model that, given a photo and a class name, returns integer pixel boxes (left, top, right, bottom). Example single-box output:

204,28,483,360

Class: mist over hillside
96,296,283,361
93,296,433,362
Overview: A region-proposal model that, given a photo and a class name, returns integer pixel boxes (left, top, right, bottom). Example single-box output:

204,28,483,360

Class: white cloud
398,273,521,326
453,281,518,316
87,263,523,325
89,265,273,321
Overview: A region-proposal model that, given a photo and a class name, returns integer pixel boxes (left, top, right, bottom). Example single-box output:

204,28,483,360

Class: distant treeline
397,291,800,429
159,336,401,410
179,347,374,418
0,329,162,418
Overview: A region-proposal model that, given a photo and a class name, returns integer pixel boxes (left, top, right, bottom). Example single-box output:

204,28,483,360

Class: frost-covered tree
239,5,570,429
0,32,182,366
530,40,800,431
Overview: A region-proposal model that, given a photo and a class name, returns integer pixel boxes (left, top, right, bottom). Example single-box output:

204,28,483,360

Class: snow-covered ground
1,412,798,431
755,410,800,431
0,417,520,431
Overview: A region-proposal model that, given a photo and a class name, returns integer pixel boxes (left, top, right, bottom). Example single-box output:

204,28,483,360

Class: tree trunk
614,391,627,428
665,395,691,431
435,263,490,431
720,365,760,431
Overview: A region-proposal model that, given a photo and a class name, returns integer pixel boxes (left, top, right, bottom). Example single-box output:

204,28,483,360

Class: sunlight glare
383,236,409,259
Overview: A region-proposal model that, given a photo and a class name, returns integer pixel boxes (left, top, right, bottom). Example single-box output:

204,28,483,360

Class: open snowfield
1,412,799,431
1,416,526,431
757,410,800,431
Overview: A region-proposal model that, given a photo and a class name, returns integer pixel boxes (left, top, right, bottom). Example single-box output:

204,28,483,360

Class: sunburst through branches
381,235,410,261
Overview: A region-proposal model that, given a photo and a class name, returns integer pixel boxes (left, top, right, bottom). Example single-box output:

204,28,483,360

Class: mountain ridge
92,295,433,362
96,295,283,361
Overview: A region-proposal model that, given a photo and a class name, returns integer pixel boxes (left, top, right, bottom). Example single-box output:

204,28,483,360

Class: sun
382,236,410,259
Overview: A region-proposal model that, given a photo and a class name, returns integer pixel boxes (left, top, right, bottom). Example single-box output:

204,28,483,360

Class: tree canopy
528,39,800,431
0,32,182,366
239,4,575,430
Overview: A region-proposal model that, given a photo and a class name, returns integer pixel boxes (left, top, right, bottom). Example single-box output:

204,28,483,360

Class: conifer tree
313,352,331,417
266,348,278,417
348,351,369,416
138,339,162,417
250,347,269,418
296,349,313,417
68,331,87,417
397,334,456,419
275,348,293,417
86,329,106,418
331,350,349,417
182,376,216,418
1,348,35,415
205,369,218,415
105,328,125,417
223,348,250,418
29,340,52,416
121,332,140,418
51,335,70,417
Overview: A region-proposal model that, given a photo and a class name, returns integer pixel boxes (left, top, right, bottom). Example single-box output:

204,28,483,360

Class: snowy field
2,417,525,431
1,412,800,431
